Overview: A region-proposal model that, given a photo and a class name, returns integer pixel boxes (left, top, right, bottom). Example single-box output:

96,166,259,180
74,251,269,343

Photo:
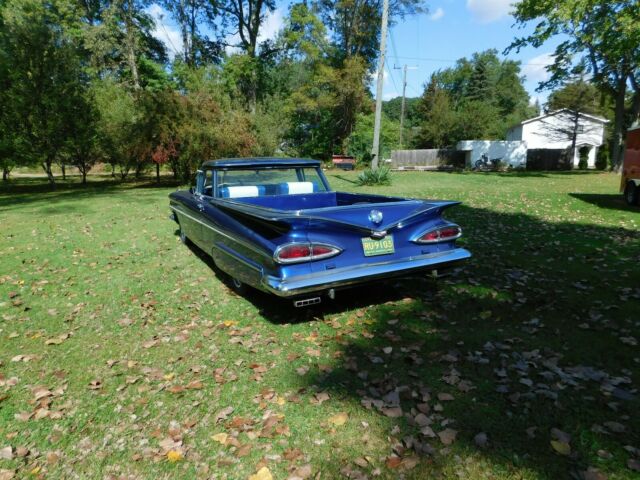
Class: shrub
578,146,589,170
356,166,392,186
595,145,609,170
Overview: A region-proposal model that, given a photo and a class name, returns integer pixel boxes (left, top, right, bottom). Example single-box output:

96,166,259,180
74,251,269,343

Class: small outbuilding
506,109,608,168
456,140,528,168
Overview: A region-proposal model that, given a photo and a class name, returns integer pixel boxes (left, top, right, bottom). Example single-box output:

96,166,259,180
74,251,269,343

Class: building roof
508,109,609,131
202,157,321,169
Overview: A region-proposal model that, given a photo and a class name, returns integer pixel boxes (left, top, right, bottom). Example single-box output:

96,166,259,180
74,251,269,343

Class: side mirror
189,186,194,194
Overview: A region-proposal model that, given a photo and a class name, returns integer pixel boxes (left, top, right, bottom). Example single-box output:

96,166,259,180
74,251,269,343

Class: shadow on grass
290,204,639,479
570,193,638,212
0,177,182,211
171,198,640,476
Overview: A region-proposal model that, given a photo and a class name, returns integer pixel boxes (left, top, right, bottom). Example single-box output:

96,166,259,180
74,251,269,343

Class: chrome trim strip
170,205,270,258
262,248,471,297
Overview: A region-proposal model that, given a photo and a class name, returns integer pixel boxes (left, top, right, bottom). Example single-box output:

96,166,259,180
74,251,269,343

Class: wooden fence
390,149,466,170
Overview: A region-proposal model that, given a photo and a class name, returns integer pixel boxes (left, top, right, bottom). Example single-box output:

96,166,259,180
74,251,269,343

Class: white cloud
429,7,444,22
466,0,512,23
522,53,555,83
258,8,284,44
147,4,183,59
429,7,445,21
383,92,400,100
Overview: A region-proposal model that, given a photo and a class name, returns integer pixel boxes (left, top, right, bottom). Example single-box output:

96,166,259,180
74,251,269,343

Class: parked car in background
622,125,640,206
169,158,471,307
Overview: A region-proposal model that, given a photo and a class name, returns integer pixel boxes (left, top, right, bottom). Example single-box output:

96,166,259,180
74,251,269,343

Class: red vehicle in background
622,125,640,205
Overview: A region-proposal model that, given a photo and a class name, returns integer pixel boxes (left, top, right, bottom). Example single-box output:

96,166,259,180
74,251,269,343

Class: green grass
0,171,638,479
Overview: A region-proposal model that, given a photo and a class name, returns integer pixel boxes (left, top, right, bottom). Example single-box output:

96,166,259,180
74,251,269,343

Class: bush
356,166,392,186
578,146,589,170
595,145,609,170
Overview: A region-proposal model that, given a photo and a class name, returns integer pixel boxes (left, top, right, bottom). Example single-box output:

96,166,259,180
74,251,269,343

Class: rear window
217,167,328,198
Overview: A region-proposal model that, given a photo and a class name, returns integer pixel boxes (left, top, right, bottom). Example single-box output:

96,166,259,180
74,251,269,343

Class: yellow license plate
361,235,395,256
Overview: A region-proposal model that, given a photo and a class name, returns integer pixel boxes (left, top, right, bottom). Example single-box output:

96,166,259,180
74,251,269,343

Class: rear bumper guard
262,248,471,297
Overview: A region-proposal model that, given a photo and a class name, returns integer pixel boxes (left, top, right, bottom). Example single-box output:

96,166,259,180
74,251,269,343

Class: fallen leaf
328,412,348,426
474,432,488,448
215,406,234,424
380,407,403,418
166,450,183,462
385,456,402,468
551,440,571,456
603,421,625,433
437,428,457,445
0,447,12,460
0,469,15,480
211,433,228,445
248,466,273,480
583,467,608,480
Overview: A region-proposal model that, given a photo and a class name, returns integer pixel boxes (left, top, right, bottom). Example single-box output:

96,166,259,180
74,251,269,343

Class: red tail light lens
414,225,462,244
274,243,342,264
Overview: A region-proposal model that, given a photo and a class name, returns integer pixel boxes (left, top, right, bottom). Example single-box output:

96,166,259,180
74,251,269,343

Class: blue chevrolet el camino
169,158,471,306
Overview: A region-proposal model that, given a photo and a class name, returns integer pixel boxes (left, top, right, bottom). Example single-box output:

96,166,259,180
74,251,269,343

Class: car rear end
261,199,470,302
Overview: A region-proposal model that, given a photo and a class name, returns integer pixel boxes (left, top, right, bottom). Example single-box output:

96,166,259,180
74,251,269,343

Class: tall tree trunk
611,77,627,172
41,160,55,186
124,0,141,90
61,163,66,180
156,162,160,183
80,164,87,184
2,166,9,181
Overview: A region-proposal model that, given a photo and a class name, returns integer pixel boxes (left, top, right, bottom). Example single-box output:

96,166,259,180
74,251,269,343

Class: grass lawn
0,171,638,480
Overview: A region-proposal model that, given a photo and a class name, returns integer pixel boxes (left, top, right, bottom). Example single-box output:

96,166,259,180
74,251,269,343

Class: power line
386,54,553,66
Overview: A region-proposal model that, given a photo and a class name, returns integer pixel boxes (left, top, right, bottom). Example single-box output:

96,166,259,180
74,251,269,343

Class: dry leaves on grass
328,412,348,426
248,466,272,480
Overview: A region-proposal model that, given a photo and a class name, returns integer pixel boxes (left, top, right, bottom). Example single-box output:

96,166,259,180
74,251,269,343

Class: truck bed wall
226,191,406,211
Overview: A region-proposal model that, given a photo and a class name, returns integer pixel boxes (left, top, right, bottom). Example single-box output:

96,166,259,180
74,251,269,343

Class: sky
148,0,562,107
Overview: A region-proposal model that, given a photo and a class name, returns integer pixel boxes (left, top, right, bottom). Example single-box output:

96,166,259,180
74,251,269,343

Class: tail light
274,242,342,264
413,224,462,244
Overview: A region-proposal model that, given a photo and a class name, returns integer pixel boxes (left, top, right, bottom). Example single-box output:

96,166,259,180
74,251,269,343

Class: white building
456,140,528,168
506,109,608,168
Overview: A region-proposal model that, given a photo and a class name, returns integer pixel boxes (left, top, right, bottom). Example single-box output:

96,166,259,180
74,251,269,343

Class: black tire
179,225,189,244
474,160,484,170
624,182,639,206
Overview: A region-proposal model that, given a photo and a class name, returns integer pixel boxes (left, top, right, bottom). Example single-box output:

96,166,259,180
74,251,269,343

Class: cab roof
202,157,321,169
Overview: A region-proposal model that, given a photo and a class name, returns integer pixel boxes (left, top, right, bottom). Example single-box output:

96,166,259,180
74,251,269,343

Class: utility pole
371,0,390,170
394,64,417,149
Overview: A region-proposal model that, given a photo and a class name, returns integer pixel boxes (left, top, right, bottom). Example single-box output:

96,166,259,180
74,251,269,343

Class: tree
415,75,457,148
547,79,609,116
415,50,535,146
346,112,400,163
82,0,167,89
510,0,640,170
2,0,92,185
161,0,220,67
314,0,425,69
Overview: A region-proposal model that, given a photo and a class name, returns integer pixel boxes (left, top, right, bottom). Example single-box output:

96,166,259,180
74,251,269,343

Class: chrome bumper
261,248,471,297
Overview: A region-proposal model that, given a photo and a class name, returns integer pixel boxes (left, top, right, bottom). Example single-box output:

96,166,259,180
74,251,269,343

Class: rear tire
474,160,484,170
624,182,639,206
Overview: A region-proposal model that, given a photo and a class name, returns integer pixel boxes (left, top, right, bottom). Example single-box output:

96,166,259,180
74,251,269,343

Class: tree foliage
415,51,536,148
509,0,640,169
